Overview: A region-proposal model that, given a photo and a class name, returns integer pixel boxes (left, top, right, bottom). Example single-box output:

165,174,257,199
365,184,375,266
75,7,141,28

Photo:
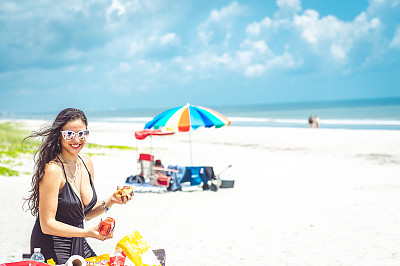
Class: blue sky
1,0,399,114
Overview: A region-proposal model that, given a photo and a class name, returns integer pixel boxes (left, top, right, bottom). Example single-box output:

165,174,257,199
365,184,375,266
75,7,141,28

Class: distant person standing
308,116,314,128
314,115,320,128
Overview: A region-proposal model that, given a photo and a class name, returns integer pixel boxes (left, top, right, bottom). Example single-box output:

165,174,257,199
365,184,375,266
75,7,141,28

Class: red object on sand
109,250,126,266
134,129,174,140
139,153,154,161
4,262,48,266
99,217,115,236
156,176,170,186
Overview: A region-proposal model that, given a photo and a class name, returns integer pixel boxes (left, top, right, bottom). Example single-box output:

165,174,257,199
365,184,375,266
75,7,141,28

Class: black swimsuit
30,156,97,264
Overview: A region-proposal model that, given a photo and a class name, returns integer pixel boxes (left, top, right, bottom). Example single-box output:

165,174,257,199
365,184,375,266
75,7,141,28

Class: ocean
2,98,400,130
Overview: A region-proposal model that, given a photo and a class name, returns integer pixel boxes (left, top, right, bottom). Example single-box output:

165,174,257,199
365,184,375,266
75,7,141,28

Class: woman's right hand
87,221,114,241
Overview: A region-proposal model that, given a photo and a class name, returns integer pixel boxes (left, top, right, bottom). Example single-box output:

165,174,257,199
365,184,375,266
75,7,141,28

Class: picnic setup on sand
2,104,235,266
4,231,166,266
125,104,235,193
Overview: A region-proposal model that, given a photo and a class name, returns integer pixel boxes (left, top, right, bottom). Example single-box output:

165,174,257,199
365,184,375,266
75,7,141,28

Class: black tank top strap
78,155,93,187
56,155,68,180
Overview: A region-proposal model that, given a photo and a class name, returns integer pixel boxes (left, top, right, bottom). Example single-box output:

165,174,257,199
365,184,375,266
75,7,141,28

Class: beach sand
1,120,400,265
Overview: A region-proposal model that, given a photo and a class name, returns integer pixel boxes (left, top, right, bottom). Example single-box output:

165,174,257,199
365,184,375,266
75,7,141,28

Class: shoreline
1,117,400,132
1,119,400,265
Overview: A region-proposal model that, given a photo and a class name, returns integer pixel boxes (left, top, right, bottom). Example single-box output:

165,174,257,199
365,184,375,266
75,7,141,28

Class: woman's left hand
111,193,132,204
111,186,134,205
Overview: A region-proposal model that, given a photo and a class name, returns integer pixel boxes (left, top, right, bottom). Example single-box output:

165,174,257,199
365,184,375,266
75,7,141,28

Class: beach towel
167,165,187,191
125,175,167,193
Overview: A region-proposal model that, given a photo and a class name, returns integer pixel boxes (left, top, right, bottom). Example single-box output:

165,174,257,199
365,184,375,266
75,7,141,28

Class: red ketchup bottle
99,217,115,236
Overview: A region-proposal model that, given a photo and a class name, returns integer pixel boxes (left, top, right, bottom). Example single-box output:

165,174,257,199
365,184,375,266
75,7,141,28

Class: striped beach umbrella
144,103,231,165
144,103,231,132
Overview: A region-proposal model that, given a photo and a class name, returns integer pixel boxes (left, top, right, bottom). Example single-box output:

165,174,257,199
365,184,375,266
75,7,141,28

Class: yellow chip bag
47,258,56,265
116,231,161,266
85,254,110,266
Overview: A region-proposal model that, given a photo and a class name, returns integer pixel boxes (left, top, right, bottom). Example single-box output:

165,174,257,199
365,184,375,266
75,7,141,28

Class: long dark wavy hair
23,108,88,216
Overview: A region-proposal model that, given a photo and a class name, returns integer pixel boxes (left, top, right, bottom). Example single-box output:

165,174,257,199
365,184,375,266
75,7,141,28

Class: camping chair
139,153,155,179
178,166,216,190
138,154,173,188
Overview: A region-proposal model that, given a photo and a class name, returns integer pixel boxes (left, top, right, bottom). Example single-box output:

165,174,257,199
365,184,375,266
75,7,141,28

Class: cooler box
220,179,235,188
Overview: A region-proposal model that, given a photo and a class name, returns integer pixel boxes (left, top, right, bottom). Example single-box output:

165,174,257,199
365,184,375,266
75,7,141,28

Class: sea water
88,97,400,130
2,98,400,130
217,97,400,130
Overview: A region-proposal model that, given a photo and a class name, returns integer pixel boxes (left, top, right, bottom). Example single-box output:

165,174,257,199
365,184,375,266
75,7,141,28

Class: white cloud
83,66,95,73
160,33,179,46
247,7,362,66
235,51,253,67
132,32,180,50
276,0,301,12
214,53,231,65
265,51,297,69
330,45,346,59
115,0,392,82
207,2,243,23
294,10,330,44
245,64,265,77
246,17,272,35
292,9,382,61
107,0,126,16
119,62,131,72
389,26,400,49
148,35,158,43
352,13,381,37
198,31,213,45
246,22,261,35
129,41,145,56
184,65,194,72
62,49,84,60
197,1,246,45
241,39,273,56
147,62,161,74
2,0,397,99
252,41,270,53
275,0,302,19
240,38,273,56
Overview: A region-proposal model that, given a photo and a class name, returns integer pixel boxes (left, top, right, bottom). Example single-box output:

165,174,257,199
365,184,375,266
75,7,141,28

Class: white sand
1,120,400,265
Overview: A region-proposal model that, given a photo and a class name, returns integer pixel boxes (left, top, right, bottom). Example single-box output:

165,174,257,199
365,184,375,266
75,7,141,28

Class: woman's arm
85,193,132,220
38,163,105,240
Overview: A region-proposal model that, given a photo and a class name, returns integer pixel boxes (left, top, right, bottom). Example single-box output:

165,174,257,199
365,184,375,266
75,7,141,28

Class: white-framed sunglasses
60,130,90,141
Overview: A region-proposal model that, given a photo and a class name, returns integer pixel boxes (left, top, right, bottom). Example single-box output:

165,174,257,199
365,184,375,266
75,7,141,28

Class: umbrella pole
189,129,193,166
150,136,153,155
136,138,139,172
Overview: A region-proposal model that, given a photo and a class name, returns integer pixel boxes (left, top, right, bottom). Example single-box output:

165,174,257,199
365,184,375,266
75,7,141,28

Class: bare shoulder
45,160,63,174
43,160,64,184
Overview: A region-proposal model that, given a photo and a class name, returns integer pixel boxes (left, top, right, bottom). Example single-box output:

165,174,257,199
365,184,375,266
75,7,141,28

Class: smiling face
60,119,88,158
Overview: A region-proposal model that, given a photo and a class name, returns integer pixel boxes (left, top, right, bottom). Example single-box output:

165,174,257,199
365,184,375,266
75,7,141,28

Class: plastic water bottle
30,248,45,262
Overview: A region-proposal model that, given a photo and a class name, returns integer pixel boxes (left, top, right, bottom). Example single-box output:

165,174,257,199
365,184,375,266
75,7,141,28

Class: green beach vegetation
85,143,135,151
0,122,136,177
83,143,135,157
82,143,135,157
0,122,37,176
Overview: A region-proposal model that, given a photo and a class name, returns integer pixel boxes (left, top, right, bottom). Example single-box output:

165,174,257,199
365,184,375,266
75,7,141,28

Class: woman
24,108,132,263
308,116,314,128
314,115,320,128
